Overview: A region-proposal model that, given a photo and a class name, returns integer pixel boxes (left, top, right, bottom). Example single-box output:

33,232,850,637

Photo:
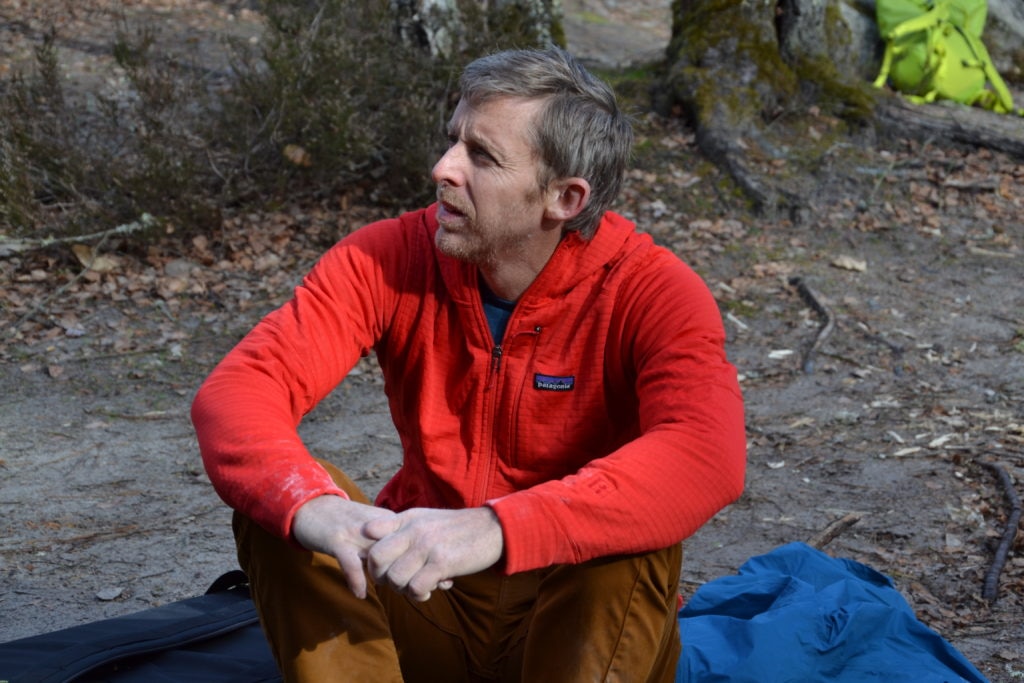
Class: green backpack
873,0,1019,114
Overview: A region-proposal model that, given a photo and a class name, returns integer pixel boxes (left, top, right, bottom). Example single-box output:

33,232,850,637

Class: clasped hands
292,495,504,602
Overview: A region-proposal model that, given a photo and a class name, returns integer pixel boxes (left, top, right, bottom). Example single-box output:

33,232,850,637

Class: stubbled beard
435,224,497,265
434,186,539,265
435,188,493,264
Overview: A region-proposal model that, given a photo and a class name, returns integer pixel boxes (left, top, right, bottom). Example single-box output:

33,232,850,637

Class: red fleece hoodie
191,205,746,574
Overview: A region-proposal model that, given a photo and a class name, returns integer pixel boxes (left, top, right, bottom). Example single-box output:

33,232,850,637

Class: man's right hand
291,494,397,599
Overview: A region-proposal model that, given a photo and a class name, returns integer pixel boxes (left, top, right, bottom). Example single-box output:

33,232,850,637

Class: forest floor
1,0,1022,680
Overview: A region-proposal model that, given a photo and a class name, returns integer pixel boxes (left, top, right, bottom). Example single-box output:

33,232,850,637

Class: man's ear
544,177,591,223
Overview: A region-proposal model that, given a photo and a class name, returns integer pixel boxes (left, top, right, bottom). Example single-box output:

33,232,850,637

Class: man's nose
431,145,465,187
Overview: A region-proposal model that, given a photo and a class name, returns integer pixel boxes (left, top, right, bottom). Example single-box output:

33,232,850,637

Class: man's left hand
363,507,504,601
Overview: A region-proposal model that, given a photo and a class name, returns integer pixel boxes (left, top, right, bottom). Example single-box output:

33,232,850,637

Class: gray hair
458,47,633,237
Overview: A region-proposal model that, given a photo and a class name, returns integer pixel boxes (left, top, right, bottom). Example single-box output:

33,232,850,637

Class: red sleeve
489,251,746,573
190,217,409,541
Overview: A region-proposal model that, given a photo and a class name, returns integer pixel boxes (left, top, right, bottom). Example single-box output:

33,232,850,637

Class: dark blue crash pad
675,542,988,682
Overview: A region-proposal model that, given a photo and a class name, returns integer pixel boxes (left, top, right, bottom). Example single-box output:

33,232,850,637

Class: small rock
96,587,125,601
165,258,198,278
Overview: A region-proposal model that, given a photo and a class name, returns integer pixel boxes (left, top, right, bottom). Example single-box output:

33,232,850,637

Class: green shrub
0,32,99,233
215,0,453,207
0,0,562,240
0,25,219,237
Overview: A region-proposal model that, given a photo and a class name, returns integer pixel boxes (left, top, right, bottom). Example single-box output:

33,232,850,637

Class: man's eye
444,135,495,164
470,147,496,164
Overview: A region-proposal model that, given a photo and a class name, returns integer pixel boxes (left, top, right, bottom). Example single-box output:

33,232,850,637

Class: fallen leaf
831,255,867,272
928,433,957,448
283,143,312,167
71,243,121,273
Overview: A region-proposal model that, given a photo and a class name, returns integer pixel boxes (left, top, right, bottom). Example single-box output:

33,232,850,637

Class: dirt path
2,2,1023,680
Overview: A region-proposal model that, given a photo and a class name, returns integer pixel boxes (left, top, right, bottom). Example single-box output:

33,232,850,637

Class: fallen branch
84,408,177,421
789,276,835,374
875,96,1024,160
808,512,863,550
860,329,906,357
0,213,157,258
979,461,1022,604
942,177,1001,192
3,214,160,336
6,234,113,336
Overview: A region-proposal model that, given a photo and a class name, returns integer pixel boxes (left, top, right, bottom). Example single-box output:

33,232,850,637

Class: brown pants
235,461,682,682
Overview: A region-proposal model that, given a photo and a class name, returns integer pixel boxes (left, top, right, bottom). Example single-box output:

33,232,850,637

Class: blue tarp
675,542,988,682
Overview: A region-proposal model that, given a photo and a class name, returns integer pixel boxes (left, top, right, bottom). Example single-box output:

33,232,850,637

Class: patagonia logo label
534,374,575,392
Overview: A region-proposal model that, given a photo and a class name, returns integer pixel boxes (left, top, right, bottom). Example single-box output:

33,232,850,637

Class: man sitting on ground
192,46,746,682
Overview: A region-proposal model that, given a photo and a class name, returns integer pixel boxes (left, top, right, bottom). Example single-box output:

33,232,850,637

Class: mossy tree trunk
393,0,564,57
659,0,1024,215
658,0,878,214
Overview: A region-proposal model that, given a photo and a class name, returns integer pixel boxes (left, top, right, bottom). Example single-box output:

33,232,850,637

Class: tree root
875,96,1024,160
979,461,1022,604
693,123,806,218
808,512,863,550
789,276,835,374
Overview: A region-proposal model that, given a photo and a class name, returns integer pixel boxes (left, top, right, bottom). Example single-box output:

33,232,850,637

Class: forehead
448,96,545,154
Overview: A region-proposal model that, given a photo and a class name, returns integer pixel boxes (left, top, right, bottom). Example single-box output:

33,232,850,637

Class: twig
61,524,142,547
867,152,901,202
979,461,1022,603
789,276,835,373
807,512,863,549
818,350,881,371
7,230,118,334
0,213,157,257
84,407,178,421
942,177,1000,192
4,214,160,336
860,329,906,356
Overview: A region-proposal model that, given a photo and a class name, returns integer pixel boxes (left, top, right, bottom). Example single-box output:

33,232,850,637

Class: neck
478,226,564,301
478,262,540,302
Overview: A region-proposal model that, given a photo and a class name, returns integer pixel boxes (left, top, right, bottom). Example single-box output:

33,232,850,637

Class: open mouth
441,201,464,217
437,191,468,221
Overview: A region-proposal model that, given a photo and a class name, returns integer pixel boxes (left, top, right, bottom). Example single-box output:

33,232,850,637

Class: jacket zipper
490,345,503,378
474,343,503,506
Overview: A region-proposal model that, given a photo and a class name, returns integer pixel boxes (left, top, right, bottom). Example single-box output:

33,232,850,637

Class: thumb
362,515,402,540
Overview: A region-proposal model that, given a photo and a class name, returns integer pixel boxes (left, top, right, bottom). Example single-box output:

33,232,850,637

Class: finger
365,532,411,584
400,569,435,602
404,563,451,602
337,550,369,600
380,550,426,592
362,515,402,540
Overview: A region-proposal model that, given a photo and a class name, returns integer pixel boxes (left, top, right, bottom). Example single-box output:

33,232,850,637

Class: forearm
191,230,396,536
192,359,348,539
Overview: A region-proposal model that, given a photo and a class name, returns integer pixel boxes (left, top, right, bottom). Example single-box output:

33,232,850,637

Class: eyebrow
447,118,506,163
